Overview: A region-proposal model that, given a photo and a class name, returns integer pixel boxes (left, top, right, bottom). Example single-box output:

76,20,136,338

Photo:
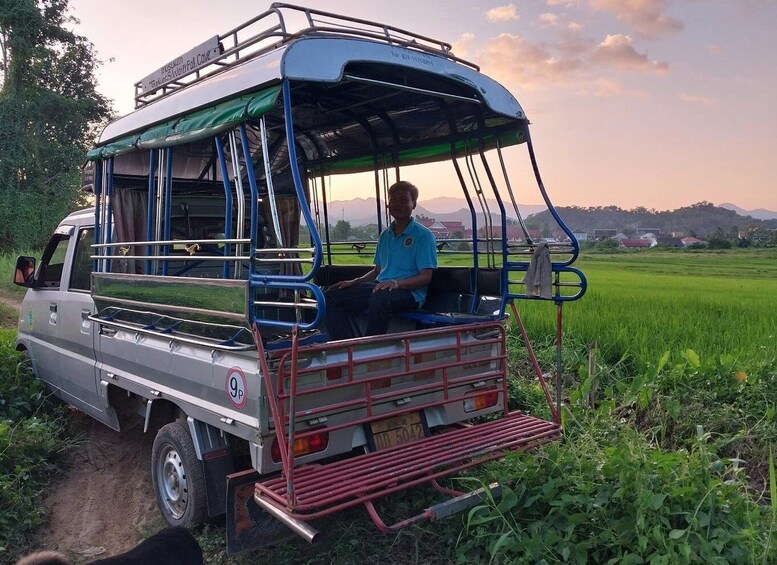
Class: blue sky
68,0,777,211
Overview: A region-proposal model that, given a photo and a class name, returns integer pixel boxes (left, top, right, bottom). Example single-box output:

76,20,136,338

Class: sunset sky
68,0,777,211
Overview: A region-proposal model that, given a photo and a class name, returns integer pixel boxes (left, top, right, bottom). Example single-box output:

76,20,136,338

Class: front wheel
151,421,207,528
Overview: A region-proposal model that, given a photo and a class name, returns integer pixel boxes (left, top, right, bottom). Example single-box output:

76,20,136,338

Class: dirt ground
3,296,162,562
35,411,162,561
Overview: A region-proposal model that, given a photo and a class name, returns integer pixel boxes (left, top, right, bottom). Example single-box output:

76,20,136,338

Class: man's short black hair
388,181,419,204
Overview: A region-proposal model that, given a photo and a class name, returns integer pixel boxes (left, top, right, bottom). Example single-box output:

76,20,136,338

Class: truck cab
15,210,112,426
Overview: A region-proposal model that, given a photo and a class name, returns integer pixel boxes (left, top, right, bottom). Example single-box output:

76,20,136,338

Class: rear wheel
151,421,206,528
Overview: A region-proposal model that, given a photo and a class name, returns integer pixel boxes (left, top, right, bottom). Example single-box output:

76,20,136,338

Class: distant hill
718,203,777,220
526,202,777,237
318,198,777,236
322,197,546,228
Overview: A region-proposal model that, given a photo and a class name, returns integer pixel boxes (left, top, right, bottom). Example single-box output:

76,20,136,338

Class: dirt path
2,295,162,560
0,294,22,309
37,412,161,561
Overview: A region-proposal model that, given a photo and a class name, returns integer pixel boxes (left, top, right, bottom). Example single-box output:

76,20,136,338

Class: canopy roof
91,36,529,174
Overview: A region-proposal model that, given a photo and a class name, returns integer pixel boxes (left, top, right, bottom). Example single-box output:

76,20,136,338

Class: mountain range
320,197,777,228
718,203,777,221
324,197,547,228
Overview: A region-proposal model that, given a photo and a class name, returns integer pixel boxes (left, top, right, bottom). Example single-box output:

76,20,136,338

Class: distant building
639,233,657,246
656,237,683,247
417,219,466,239
572,230,588,241
681,236,706,247
620,239,651,249
593,228,617,240
637,228,661,236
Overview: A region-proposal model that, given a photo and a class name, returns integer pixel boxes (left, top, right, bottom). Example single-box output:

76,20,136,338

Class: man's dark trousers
323,282,418,340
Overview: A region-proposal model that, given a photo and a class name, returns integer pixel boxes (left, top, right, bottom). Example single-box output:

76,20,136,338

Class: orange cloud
479,33,583,89
591,34,669,74
589,0,683,38
486,4,518,22
452,32,476,59
539,12,559,27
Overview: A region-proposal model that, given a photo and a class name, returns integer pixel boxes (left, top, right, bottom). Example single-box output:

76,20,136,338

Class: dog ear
15,551,72,565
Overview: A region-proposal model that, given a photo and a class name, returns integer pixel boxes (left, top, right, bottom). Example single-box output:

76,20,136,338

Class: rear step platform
255,411,561,520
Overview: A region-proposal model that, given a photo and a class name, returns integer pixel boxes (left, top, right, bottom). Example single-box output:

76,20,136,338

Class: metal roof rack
133,2,479,109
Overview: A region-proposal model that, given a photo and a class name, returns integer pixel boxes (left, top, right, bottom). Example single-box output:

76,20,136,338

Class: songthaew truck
14,4,586,553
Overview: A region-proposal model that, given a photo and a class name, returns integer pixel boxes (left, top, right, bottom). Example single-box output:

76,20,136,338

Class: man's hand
373,279,399,292
330,278,358,290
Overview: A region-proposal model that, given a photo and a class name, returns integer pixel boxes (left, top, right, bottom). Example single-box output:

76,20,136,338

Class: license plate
370,412,424,451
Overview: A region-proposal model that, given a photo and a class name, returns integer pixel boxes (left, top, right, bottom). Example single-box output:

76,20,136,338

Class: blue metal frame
247,81,327,331
92,160,103,273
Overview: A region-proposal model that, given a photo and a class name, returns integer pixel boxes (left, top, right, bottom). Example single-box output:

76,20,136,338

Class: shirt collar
390,216,415,237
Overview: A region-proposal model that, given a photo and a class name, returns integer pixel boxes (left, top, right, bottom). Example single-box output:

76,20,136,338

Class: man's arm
373,268,432,292
330,265,380,290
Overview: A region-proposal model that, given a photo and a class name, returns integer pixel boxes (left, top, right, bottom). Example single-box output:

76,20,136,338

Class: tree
0,0,111,249
331,219,352,242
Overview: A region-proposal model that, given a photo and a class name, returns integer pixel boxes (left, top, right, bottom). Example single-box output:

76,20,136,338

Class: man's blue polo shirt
374,217,437,306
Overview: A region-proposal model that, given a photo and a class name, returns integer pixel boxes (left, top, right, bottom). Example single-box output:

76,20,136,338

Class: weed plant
472,320,777,564
459,410,774,564
0,330,69,560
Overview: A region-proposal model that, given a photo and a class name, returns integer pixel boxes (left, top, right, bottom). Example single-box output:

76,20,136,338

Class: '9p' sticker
226,367,247,409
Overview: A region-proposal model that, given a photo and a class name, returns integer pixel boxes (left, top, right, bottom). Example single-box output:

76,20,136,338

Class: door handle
101,326,117,337
49,302,57,313
81,309,91,320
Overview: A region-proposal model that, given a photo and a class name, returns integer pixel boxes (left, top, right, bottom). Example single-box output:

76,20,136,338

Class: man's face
388,189,416,222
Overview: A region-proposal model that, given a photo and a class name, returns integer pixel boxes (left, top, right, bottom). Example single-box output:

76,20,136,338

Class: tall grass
518,248,777,371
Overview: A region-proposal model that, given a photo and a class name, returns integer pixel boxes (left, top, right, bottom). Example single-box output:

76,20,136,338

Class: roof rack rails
133,2,479,109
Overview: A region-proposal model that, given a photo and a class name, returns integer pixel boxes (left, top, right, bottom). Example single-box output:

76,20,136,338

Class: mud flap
226,469,294,555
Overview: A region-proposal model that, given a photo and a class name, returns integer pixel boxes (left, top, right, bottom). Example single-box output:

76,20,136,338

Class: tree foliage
331,219,352,242
0,0,111,250
529,201,777,239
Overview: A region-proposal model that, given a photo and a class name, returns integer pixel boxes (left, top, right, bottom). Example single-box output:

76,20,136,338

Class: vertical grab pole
145,150,158,275
214,136,233,279
555,300,563,419
285,325,300,506
510,302,560,424
92,160,103,273
162,148,173,276
104,158,114,273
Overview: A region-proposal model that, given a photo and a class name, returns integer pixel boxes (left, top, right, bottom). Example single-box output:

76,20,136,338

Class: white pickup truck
13,4,584,554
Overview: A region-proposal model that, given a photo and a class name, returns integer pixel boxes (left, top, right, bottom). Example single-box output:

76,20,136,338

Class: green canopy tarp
87,85,281,161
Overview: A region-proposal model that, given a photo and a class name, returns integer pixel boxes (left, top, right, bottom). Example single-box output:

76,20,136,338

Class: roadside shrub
458,412,774,564
0,330,68,558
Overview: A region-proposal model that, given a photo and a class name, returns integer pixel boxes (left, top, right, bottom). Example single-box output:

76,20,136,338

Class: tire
151,420,207,528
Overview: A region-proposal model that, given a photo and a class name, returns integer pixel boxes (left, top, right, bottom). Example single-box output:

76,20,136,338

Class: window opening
39,235,69,290
70,228,94,291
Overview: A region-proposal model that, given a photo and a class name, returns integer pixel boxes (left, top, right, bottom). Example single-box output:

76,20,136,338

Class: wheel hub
157,445,188,519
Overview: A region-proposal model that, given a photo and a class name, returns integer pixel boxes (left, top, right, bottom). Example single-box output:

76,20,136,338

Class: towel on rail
523,241,552,299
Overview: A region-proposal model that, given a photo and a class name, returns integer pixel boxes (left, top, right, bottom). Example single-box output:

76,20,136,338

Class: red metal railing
252,319,562,524
271,321,507,438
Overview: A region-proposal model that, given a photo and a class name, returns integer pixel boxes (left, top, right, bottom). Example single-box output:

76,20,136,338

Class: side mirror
14,256,36,288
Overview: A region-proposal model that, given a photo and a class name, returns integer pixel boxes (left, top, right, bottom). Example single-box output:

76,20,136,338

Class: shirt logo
404,237,414,247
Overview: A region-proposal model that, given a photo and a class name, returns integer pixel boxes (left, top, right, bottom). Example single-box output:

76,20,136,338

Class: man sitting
323,181,437,340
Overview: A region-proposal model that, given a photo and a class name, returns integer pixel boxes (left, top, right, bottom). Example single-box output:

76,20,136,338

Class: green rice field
517,248,777,372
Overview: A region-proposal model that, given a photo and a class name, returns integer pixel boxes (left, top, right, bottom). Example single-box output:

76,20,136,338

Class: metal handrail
89,307,254,351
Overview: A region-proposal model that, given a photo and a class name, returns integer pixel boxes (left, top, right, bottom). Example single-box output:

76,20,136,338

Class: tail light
271,430,329,462
463,388,499,413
